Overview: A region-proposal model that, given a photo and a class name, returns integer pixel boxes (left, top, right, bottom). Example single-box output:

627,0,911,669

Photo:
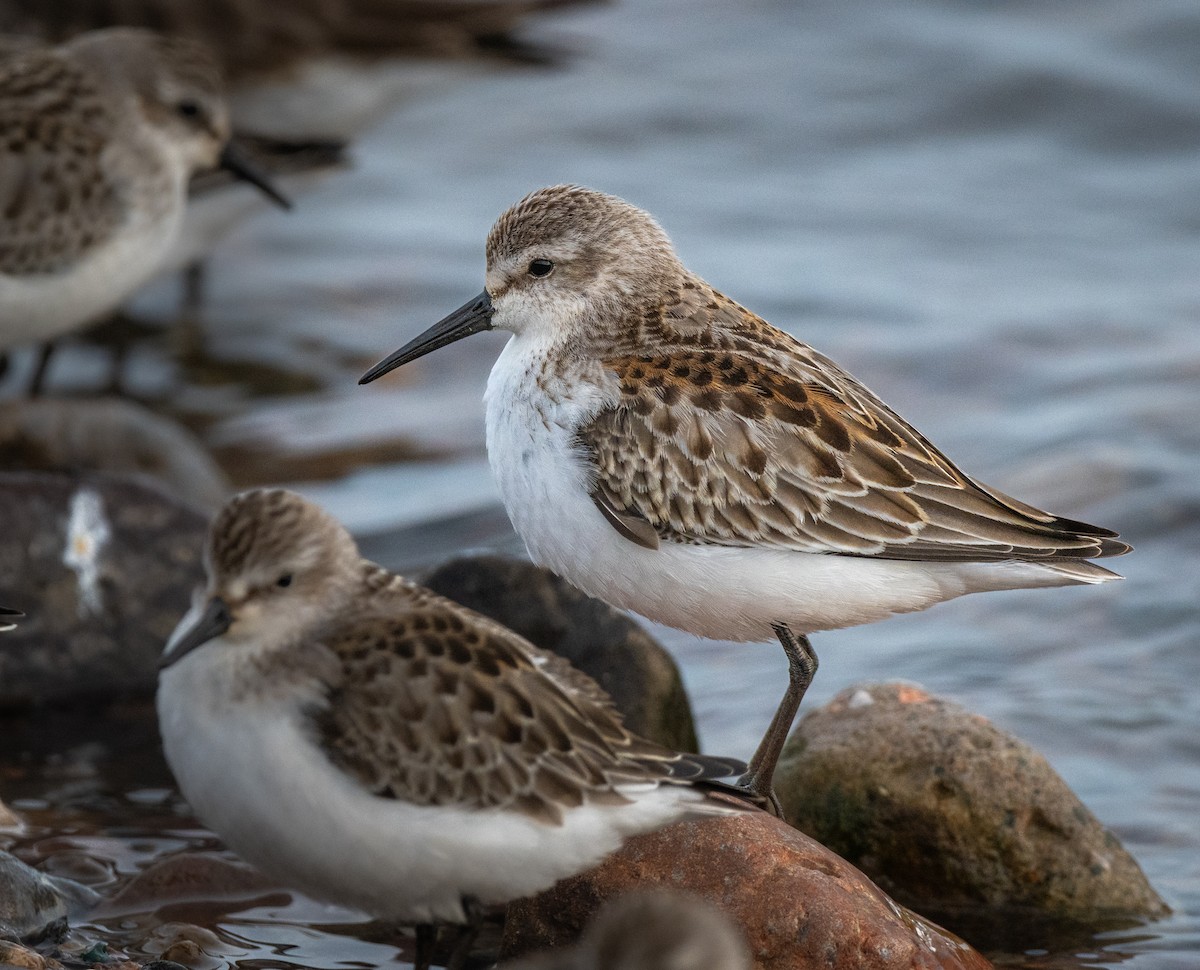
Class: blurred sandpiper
0,28,288,391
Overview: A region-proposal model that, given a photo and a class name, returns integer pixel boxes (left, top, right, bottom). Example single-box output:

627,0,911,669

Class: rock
422,556,698,751
500,889,752,970
0,472,207,709
0,850,95,943
775,683,1169,941
0,795,23,830
0,940,63,970
96,854,279,916
500,805,992,970
134,922,238,970
0,398,229,512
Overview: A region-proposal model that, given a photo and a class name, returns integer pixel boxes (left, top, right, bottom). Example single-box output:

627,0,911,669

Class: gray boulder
775,682,1168,940
0,472,206,708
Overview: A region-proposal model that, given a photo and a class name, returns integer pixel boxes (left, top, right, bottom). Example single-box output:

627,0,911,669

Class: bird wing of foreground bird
0,48,121,275
314,592,744,826
580,286,1130,571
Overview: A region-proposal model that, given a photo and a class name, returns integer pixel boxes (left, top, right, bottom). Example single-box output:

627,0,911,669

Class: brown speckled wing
0,50,121,275
580,280,1129,564
316,586,740,823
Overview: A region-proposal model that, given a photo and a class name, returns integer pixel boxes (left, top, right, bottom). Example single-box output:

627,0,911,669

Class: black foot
413,923,436,970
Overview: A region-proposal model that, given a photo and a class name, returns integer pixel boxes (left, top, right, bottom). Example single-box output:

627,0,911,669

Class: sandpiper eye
176,99,201,119
528,258,554,278
276,574,293,588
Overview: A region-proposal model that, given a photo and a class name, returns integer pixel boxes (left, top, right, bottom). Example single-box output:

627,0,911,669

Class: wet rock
0,472,207,709
775,683,1169,941
0,850,95,943
501,805,992,970
0,940,63,970
501,889,752,970
135,922,236,970
0,795,23,830
0,398,229,512
423,556,698,751
96,854,278,916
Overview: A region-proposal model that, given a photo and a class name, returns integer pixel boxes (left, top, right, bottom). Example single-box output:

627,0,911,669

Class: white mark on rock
64,488,111,616
848,688,874,709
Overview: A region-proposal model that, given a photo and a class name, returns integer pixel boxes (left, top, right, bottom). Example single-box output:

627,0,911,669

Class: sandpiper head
360,185,681,383
160,489,361,669
65,29,229,172
63,29,290,208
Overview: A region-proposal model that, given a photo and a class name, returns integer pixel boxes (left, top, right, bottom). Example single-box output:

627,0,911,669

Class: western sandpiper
0,28,288,391
501,889,751,970
157,488,748,970
359,184,1130,804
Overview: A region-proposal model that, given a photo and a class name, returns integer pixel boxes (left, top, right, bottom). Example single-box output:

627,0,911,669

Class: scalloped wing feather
580,282,1130,567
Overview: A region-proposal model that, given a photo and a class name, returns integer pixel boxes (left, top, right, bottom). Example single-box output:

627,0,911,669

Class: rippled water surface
3,0,1199,966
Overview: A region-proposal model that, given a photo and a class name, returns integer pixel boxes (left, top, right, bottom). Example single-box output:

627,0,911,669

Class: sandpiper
157,488,748,970
0,28,288,391
359,184,1130,804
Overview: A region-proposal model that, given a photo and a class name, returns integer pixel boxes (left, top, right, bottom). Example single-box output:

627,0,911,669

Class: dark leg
738,624,818,814
28,341,56,397
413,924,436,970
176,261,207,360
445,896,484,970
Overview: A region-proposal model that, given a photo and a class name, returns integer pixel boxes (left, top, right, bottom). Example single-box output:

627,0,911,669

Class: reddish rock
775,683,1168,941
501,805,992,970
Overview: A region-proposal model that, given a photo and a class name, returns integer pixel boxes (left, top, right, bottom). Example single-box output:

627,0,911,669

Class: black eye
528,258,554,278
276,574,293,588
176,99,201,119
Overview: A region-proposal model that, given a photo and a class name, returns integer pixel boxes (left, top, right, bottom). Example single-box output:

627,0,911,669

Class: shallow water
3,0,1199,965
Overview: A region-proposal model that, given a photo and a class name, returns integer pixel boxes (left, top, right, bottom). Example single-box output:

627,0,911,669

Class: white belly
157,643,700,925
484,337,1081,642
0,194,183,349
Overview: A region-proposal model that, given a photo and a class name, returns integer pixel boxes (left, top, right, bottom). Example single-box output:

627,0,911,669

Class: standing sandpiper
157,488,747,970
0,28,288,391
359,184,1130,805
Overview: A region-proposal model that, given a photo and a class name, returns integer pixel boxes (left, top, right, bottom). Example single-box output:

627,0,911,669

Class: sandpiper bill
157,488,747,970
0,29,288,391
360,184,1130,805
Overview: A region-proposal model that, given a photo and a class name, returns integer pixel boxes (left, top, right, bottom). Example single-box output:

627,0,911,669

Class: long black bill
219,139,292,210
159,597,232,670
0,606,22,632
359,291,495,385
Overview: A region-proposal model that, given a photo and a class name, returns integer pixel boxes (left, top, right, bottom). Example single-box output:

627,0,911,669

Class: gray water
7,0,1200,965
